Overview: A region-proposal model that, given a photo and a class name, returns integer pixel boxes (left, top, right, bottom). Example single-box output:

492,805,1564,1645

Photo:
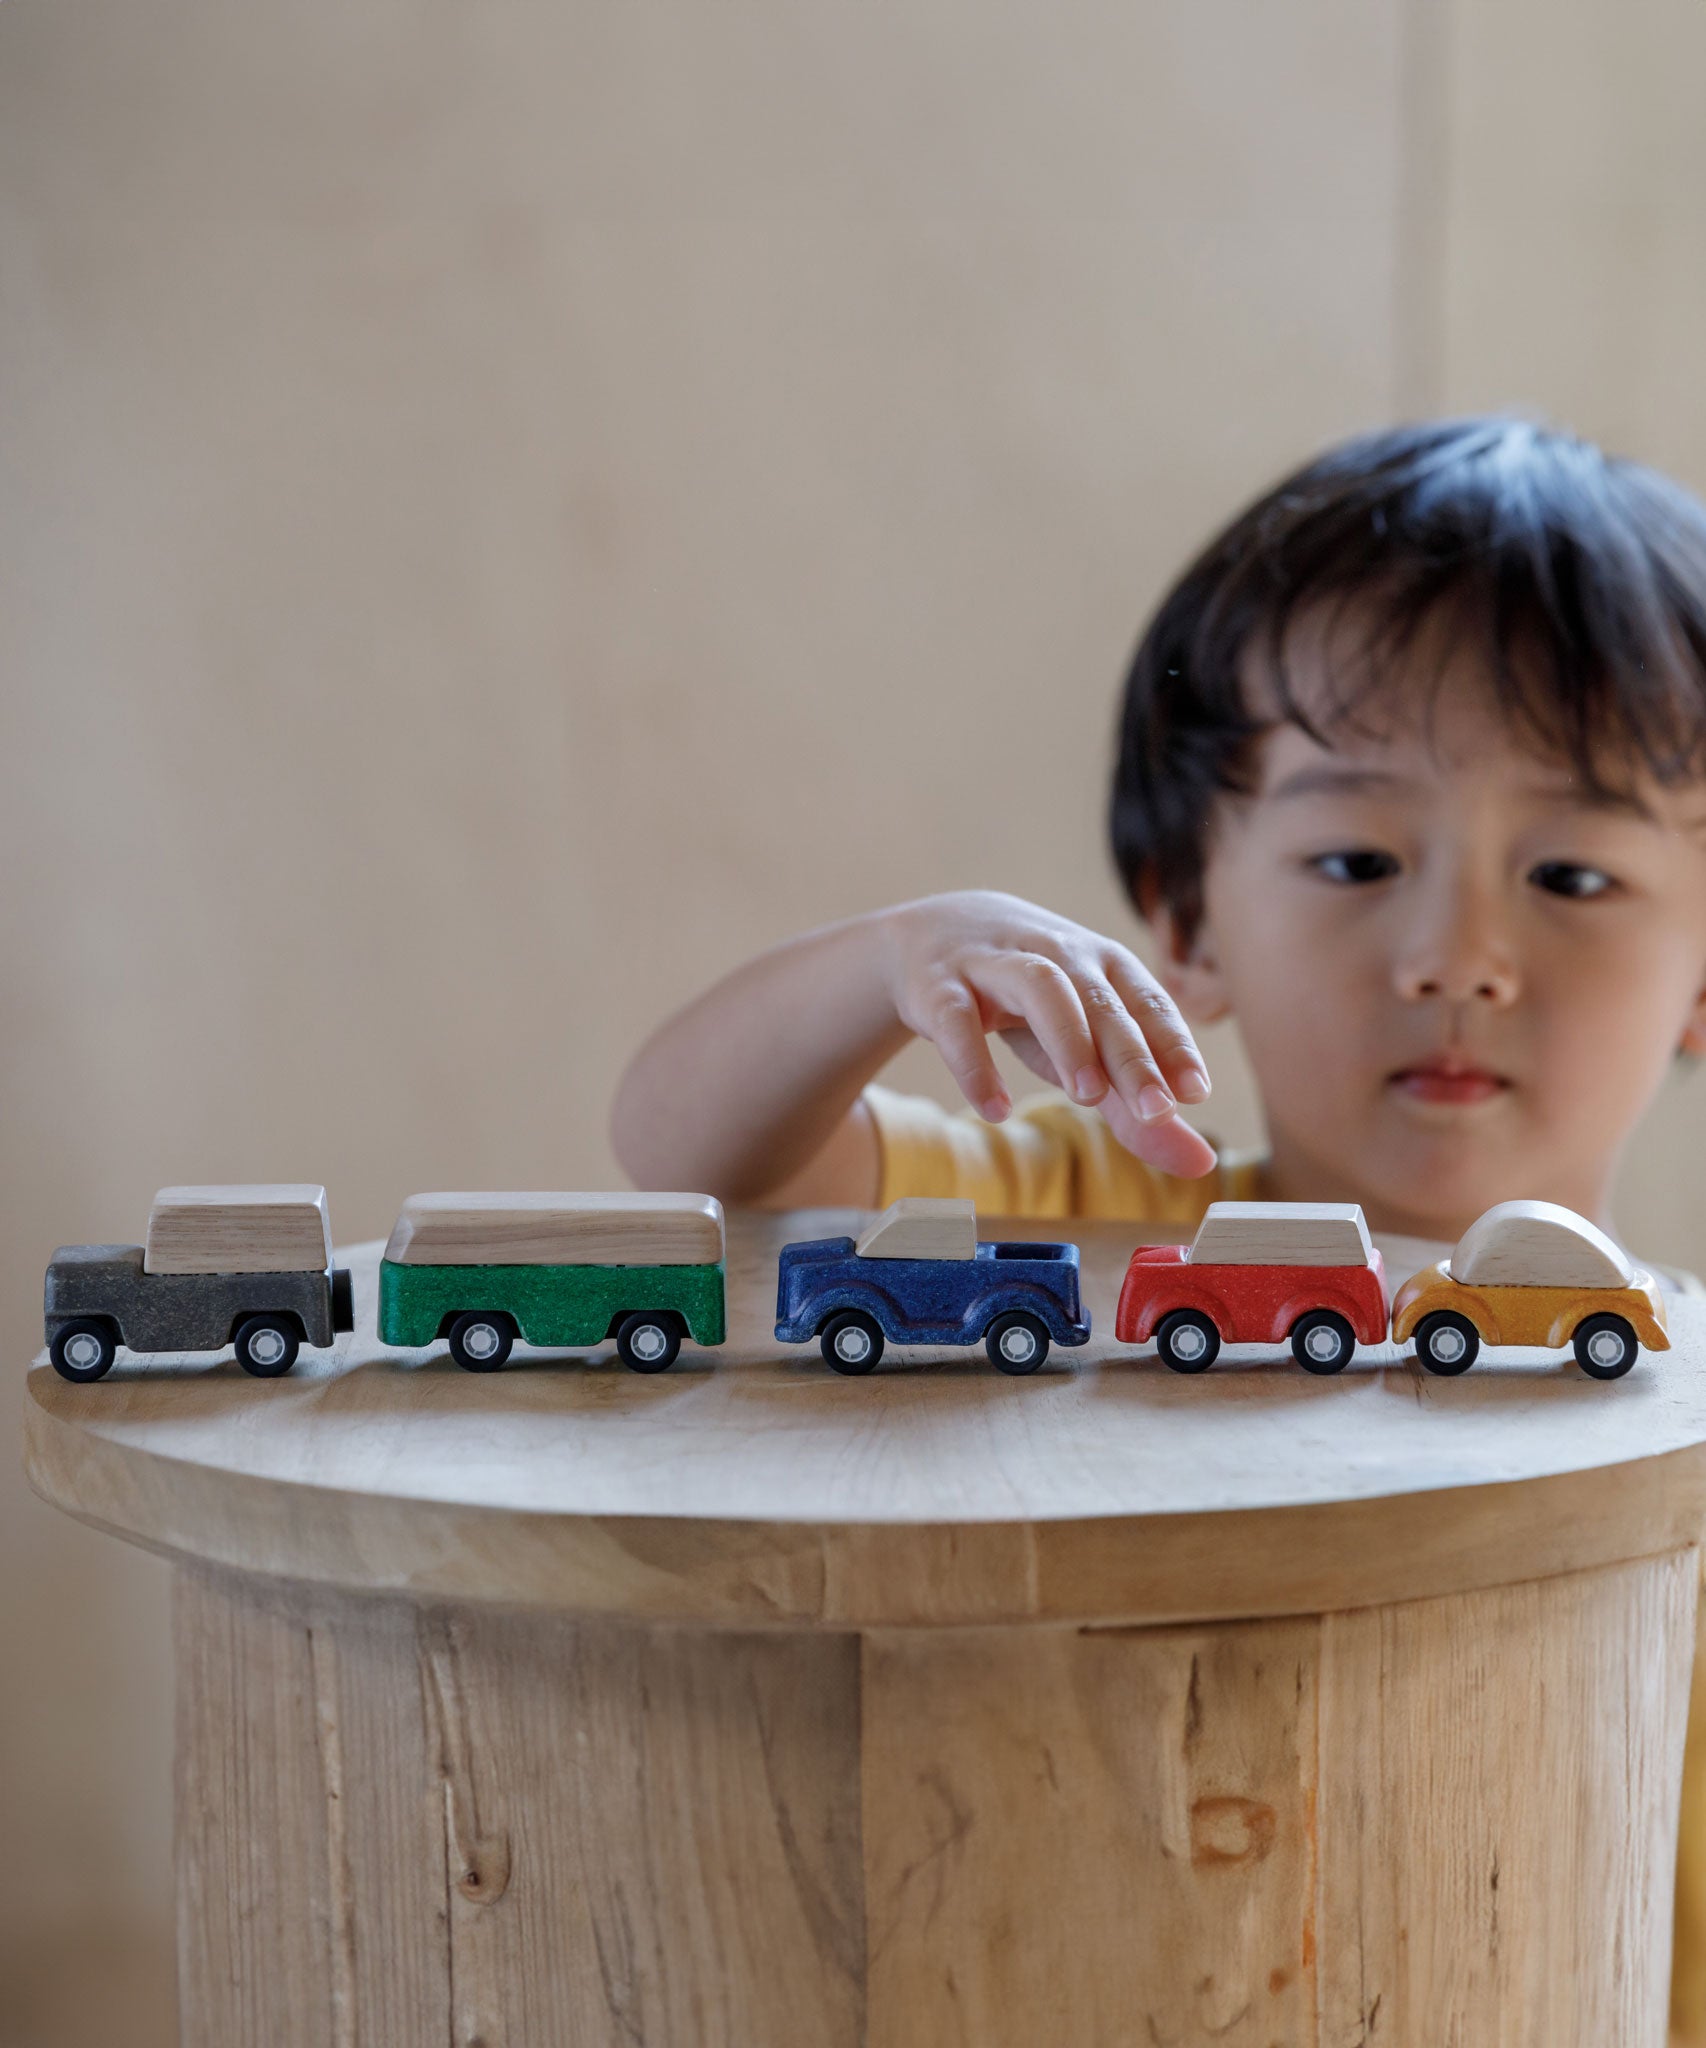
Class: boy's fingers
1099,1087,1219,1178
1104,955,1210,1104
971,955,1103,1105
1078,976,1178,1126
997,1024,1066,1088
923,980,1010,1121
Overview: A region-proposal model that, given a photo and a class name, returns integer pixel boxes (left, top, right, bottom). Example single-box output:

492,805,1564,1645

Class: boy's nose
1393,886,1520,1007
1394,949,1520,1007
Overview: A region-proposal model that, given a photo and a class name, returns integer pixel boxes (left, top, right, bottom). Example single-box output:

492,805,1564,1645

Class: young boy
611,416,1706,2021
613,417,1706,1265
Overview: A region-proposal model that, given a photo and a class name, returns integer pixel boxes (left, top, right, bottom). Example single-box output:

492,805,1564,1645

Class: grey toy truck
44,1184,354,1381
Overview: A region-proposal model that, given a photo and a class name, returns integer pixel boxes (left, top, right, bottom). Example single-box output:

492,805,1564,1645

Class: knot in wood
1189,1795,1277,1868
456,1833,512,1904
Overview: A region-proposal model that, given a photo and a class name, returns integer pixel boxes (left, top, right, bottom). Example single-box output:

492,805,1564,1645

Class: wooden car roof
144,1185,332,1275
383,1191,725,1268
1188,1200,1374,1268
1449,1199,1633,1289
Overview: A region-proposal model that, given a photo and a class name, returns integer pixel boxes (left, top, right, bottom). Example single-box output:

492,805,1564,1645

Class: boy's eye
1309,849,1401,885
1530,860,1616,899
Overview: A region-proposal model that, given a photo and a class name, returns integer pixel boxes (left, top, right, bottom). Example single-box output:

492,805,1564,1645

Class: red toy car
1116,1201,1388,1374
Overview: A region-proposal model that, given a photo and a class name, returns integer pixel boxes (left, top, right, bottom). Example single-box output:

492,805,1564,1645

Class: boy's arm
609,892,1216,1205
612,911,904,1206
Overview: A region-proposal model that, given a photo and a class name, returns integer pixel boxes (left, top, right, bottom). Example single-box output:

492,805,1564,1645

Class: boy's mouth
1387,1054,1512,1106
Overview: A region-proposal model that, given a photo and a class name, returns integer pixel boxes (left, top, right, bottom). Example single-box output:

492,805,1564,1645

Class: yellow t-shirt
865,1081,1263,1225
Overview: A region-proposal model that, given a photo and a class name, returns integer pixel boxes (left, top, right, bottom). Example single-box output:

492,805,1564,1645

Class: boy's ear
1147,898,1234,1026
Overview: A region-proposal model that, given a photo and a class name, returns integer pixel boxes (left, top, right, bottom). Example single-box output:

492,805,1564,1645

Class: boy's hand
878,892,1217,1177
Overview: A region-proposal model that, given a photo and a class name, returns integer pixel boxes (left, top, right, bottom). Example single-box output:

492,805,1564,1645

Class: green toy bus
377,1191,726,1372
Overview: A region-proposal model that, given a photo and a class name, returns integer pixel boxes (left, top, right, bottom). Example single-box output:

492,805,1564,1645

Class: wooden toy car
1115,1200,1388,1374
43,1184,355,1382
377,1191,726,1372
1390,1199,1669,1379
773,1197,1092,1375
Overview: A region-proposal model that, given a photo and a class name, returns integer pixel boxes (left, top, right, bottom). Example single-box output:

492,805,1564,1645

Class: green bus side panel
378,1260,726,1350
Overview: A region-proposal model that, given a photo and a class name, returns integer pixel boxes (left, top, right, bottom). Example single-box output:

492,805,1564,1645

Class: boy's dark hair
1111,416,1706,941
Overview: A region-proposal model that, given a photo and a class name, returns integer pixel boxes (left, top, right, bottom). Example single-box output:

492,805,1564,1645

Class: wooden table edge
26,1380,1706,1628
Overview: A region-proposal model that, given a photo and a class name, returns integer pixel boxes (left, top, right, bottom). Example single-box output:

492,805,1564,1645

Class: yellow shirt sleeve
863,1082,1263,1225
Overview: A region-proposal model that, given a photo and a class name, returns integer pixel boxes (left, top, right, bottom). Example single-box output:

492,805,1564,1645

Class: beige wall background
5,1,1706,2038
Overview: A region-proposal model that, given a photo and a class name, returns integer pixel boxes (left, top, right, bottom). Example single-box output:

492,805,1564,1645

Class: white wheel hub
1588,1329,1625,1367
1430,1326,1466,1363
836,1326,872,1362
1000,1326,1037,1363
249,1327,287,1366
463,1322,501,1360
1172,1325,1207,1360
66,1333,102,1369
1306,1326,1341,1362
631,1324,667,1361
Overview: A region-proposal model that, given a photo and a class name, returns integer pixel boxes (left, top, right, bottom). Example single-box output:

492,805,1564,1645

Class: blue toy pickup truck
774,1198,1091,1374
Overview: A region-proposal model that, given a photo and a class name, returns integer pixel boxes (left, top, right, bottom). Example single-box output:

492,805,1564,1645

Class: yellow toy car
1391,1198,1669,1380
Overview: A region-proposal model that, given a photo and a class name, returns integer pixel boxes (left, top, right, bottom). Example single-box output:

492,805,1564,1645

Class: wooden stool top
26,1209,1706,1628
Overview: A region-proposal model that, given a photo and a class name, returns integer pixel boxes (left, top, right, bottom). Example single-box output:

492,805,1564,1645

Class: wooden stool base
175,1549,1697,2047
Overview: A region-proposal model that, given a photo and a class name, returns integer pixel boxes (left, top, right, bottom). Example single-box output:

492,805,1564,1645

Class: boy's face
1161,624,1706,1238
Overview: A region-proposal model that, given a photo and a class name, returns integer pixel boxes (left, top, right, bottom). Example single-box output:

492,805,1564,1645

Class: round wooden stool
25,1211,1706,2046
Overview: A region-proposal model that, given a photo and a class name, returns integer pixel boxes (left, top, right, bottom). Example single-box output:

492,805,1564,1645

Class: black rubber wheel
447,1310,515,1373
234,1314,301,1378
616,1310,682,1373
1414,1310,1479,1375
50,1319,118,1383
1290,1309,1355,1376
984,1311,1050,1375
820,1310,885,1375
1573,1312,1639,1380
1156,1308,1220,1373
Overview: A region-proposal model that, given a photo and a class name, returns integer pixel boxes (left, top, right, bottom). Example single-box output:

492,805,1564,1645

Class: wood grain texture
143,1184,331,1275
382,1189,725,1267
25,1211,1706,1628
1676,1571,1706,2042
863,1619,1318,2045
176,1569,863,2048
1189,1198,1375,1268
864,1552,1693,2047
1314,1548,1696,2043
175,1566,341,2047
854,1197,977,1261
171,1553,1695,2047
